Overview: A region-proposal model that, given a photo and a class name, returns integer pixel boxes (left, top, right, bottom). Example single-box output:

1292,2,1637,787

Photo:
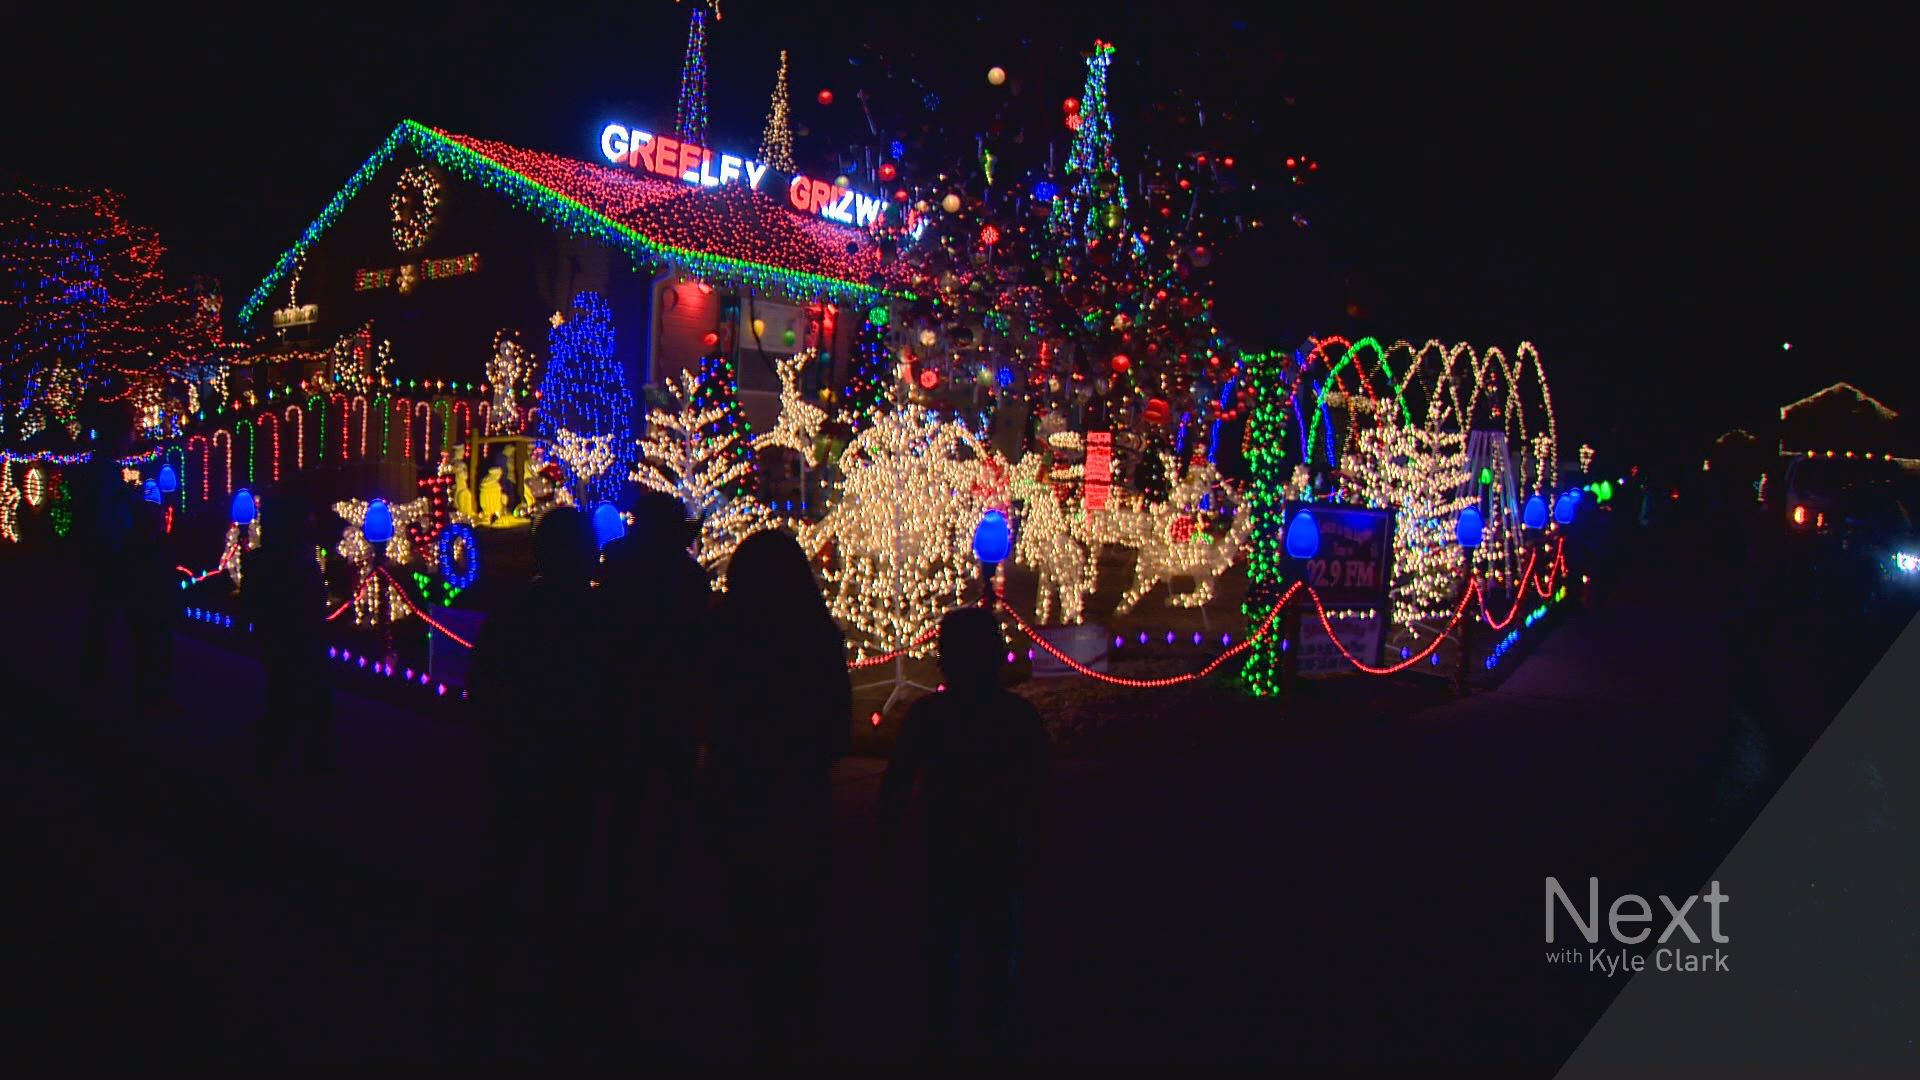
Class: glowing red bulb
817,89,834,106
878,162,897,182
1063,97,1080,114
1065,114,1083,132
1110,354,1130,373
1286,157,1297,168
978,225,1000,245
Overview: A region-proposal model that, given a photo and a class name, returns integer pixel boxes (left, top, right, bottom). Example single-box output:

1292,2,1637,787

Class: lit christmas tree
758,49,796,173
1,181,221,443
690,349,754,496
536,291,632,504
673,1,717,147
839,316,893,432
630,368,771,583
1349,398,1475,631
1050,41,1129,250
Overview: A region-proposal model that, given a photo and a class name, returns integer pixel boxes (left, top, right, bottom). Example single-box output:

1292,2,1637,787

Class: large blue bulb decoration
1456,506,1485,550
1522,493,1548,530
362,498,395,545
157,464,178,493
592,502,626,548
972,509,1013,565
142,480,162,505
1284,508,1321,560
230,489,257,526
1554,490,1581,526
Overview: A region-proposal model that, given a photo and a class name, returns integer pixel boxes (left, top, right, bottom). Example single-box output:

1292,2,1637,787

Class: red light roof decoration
430,128,896,290
238,120,906,333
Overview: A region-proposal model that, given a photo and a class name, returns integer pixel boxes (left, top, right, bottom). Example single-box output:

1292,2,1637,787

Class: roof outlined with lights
239,120,906,332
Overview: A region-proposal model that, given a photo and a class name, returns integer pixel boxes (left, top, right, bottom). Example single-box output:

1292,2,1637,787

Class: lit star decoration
630,369,773,585
802,404,1004,660
237,121,908,333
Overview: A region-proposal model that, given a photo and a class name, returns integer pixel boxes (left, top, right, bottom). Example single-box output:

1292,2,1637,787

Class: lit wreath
437,522,480,590
390,166,440,253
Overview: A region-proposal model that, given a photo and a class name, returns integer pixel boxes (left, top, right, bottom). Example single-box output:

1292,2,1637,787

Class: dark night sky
2,2,1907,464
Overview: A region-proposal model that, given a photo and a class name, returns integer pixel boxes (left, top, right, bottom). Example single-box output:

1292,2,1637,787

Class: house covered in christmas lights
234,120,907,433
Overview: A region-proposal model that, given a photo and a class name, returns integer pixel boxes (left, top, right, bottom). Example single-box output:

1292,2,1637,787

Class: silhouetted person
706,529,851,1060
468,507,611,1001
239,493,334,778
879,607,1048,1059
599,492,711,908
70,401,174,731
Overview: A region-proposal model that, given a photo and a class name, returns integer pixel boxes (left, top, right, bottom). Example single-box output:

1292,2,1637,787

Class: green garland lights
1237,349,1293,697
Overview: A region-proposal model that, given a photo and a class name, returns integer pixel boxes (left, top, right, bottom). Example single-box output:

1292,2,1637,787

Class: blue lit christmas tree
537,291,632,504
674,2,717,147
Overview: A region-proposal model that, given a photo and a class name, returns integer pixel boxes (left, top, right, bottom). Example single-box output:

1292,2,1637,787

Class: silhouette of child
879,607,1048,1058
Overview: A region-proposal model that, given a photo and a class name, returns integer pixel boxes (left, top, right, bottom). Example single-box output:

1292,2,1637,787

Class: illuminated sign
271,303,319,328
356,253,481,295
599,122,888,230
1084,431,1113,511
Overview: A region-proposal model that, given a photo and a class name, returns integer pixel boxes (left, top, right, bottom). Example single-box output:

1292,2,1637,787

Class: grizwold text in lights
599,123,888,229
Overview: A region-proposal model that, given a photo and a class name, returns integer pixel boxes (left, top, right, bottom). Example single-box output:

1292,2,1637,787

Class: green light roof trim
239,120,907,333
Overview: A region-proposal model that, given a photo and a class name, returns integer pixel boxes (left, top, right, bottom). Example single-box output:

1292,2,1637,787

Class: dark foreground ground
2,512,1909,1066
